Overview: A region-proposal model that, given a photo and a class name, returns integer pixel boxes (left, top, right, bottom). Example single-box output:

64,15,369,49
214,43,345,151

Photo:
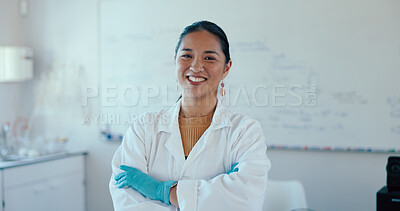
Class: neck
180,94,217,117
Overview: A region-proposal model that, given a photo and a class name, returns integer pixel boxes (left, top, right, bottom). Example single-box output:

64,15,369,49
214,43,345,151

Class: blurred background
0,0,399,211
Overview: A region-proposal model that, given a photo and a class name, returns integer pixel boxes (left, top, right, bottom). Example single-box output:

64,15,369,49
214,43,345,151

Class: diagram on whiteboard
100,0,400,150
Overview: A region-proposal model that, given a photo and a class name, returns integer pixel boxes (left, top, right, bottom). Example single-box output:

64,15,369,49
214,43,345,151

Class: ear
222,60,232,80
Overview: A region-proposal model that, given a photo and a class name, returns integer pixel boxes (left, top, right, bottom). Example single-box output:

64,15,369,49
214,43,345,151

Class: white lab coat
109,99,271,211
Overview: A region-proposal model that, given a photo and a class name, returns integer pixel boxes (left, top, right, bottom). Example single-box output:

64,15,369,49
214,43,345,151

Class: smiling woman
175,29,231,117
109,21,271,211
174,21,232,107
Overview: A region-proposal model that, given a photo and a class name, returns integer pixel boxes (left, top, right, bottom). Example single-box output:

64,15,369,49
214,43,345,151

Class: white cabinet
0,153,86,211
0,172,3,211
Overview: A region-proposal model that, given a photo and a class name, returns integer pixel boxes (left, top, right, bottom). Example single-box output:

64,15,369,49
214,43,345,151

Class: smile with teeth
188,76,207,82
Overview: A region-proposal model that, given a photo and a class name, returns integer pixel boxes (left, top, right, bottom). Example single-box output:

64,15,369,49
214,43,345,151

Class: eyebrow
204,50,219,56
181,48,220,56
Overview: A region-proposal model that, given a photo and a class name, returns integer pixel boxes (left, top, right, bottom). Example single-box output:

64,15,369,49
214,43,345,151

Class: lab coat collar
162,97,233,172
158,96,232,133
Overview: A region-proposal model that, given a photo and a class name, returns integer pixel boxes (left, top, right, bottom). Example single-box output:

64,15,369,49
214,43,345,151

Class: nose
190,58,204,72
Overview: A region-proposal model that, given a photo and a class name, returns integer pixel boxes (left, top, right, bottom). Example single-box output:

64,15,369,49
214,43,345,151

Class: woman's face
175,30,231,100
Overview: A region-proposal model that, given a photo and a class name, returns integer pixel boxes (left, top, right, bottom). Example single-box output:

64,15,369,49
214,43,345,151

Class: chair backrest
263,180,308,211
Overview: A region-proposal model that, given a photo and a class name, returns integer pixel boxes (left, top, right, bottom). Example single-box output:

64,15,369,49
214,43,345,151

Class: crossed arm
113,163,239,207
169,184,179,207
109,119,270,211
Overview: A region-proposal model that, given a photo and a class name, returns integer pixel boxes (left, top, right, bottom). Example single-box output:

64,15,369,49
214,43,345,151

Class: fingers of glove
120,165,143,176
231,162,239,170
115,175,127,186
227,163,239,174
231,162,239,172
114,172,126,181
120,165,135,172
117,180,129,189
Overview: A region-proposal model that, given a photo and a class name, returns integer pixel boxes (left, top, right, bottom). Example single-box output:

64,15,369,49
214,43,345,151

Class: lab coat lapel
181,99,232,174
162,100,186,169
164,127,185,170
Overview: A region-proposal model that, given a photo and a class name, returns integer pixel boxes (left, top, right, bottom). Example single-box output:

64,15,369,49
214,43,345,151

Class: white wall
22,0,116,210
0,0,32,124
0,0,25,45
16,1,395,211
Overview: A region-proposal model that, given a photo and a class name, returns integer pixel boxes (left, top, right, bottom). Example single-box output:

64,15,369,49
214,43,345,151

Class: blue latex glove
115,165,177,205
227,162,239,174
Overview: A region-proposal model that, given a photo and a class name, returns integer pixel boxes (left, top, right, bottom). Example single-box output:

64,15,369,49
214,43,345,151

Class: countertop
0,150,88,169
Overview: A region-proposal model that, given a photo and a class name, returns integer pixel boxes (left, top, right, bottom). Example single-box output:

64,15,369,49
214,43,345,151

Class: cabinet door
4,156,84,188
4,173,85,211
0,171,3,211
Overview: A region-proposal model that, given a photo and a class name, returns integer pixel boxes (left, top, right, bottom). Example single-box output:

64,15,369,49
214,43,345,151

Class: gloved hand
227,162,239,174
115,165,177,205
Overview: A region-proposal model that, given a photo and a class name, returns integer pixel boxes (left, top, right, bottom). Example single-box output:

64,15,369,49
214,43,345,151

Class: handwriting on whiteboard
259,108,348,134
387,96,400,118
387,96,400,135
330,91,368,104
231,41,270,52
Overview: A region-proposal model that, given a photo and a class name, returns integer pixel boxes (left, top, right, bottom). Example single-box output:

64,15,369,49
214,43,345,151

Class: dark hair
175,20,231,64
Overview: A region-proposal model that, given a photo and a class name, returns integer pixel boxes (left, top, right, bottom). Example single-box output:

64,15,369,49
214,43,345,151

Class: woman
109,20,271,211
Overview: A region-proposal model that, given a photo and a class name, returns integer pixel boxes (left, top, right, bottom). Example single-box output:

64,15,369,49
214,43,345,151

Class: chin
183,93,203,99
184,92,216,101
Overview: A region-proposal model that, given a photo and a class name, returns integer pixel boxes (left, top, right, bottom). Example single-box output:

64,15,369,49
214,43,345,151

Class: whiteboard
99,0,400,150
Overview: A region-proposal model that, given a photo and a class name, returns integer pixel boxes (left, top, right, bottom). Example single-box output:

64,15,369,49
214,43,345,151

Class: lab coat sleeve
109,118,172,211
176,119,271,211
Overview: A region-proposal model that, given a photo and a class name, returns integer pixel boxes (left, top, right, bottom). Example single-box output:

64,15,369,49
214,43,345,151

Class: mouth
186,76,207,85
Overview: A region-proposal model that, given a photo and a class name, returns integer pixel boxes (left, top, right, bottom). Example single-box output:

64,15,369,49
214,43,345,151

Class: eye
205,56,216,61
181,54,192,58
